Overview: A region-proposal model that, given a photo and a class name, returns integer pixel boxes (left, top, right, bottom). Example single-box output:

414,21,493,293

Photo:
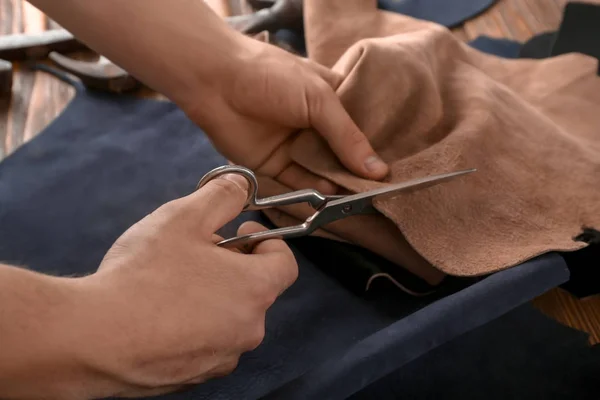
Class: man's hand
0,174,298,399
185,38,389,194
85,173,297,398
27,0,388,194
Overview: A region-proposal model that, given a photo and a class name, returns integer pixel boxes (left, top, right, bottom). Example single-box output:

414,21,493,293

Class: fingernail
220,173,249,192
364,155,387,173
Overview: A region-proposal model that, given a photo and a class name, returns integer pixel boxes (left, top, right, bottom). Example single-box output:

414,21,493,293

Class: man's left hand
184,37,389,194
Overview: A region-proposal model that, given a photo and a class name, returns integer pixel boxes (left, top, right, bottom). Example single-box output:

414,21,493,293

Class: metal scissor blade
340,168,476,205
306,168,476,228
214,168,476,250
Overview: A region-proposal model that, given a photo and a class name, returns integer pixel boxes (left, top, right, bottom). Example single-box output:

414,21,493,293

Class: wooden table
1,0,599,344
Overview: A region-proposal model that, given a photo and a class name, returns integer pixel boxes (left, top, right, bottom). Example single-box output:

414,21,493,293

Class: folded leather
261,0,600,279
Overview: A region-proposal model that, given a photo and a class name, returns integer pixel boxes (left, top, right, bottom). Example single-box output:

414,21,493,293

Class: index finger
238,221,298,294
308,84,389,180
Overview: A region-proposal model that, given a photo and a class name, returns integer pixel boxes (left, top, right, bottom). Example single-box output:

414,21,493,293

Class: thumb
307,81,389,180
186,173,250,236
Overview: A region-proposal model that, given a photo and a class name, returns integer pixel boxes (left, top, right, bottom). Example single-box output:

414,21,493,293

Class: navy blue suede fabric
274,0,498,57
0,34,571,400
468,35,523,57
262,256,570,400
350,303,600,400
550,1,600,64
378,0,496,28
519,31,556,59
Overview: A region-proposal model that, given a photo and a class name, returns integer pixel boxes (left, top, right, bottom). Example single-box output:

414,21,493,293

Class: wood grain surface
0,0,599,344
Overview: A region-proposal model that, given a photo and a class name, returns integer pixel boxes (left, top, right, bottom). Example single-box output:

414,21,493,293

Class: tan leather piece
259,0,600,278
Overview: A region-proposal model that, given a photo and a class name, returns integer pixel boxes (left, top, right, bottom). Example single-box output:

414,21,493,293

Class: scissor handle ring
196,165,259,210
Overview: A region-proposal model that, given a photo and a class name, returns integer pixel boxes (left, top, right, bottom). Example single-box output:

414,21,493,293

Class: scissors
196,165,476,250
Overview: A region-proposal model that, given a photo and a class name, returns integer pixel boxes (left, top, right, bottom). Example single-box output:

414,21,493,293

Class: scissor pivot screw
342,204,353,214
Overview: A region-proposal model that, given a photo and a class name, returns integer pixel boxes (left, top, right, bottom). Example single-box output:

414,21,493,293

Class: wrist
177,31,266,128
57,274,140,398
0,266,113,399
27,0,263,126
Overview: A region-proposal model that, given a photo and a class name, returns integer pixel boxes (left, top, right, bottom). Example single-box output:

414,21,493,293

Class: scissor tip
451,168,477,176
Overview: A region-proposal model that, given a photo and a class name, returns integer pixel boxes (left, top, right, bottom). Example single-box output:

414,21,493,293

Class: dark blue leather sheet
351,303,600,400
275,0,498,59
378,0,496,28
468,35,523,58
0,34,571,399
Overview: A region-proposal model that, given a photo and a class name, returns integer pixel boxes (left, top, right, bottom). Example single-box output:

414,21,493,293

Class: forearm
27,0,255,108
0,264,102,399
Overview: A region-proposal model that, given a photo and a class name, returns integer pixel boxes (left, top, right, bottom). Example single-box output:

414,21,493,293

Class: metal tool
0,30,138,93
48,52,140,93
196,164,476,250
0,59,12,98
0,29,87,61
227,0,302,35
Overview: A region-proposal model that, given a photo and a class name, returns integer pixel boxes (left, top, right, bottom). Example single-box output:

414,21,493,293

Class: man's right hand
75,173,298,398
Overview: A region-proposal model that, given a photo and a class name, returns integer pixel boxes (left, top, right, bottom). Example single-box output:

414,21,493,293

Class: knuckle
289,263,300,286
313,76,332,93
155,198,181,217
220,358,241,376
247,266,269,289
261,287,279,309
138,200,183,232
211,357,240,379
251,254,299,302
279,252,300,288
346,126,370,147
157,200,198,229
245,323,266,351
307,82,330,110
248,275,278,308
206,178,244,199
